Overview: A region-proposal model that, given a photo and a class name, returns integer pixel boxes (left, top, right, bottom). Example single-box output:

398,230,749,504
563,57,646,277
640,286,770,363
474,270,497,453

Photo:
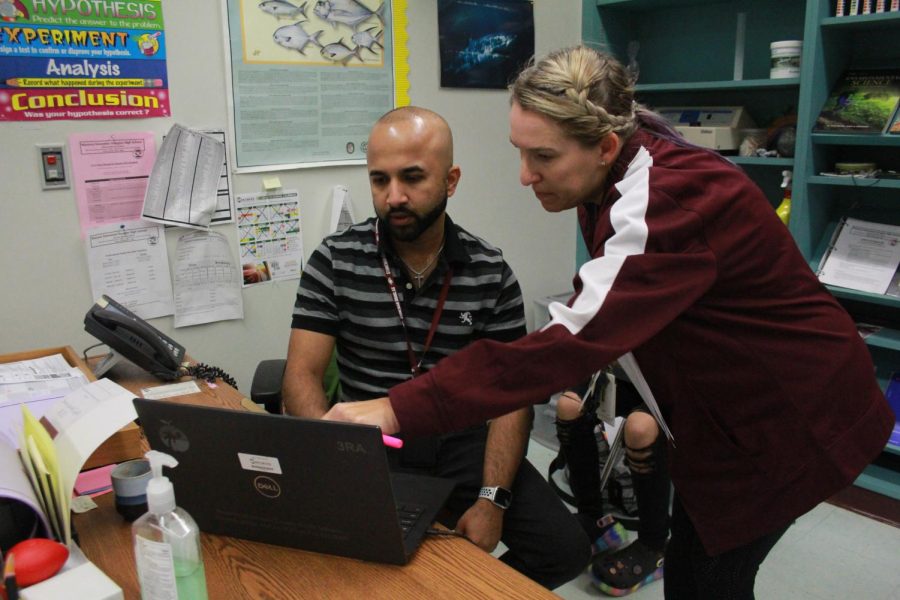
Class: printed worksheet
85,220,175,319
142,124,225,229
818,217,900,294
68,132,157,236
173,230,244,328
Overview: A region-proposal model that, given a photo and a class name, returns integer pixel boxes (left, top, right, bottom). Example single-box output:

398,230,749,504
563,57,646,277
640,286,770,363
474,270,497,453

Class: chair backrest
250,351,341,414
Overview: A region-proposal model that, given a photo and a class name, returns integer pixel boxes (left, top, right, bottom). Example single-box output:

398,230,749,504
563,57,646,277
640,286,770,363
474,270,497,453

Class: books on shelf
814,69,900,133
888,103,900,133
885,373,900,446
842,0,900,12
818,217,900,294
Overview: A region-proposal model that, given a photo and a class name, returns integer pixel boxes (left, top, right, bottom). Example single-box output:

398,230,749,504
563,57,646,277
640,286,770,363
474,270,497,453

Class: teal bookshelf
582,0,900,500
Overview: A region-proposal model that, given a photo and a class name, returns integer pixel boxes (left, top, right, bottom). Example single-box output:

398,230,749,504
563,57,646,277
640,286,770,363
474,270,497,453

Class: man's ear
446,165,462,197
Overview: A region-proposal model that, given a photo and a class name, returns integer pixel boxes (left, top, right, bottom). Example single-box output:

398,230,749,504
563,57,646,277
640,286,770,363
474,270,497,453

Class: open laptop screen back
133,399,410,564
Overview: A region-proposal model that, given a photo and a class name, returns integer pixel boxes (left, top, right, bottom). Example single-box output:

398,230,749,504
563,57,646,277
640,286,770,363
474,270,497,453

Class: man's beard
380,194,448,242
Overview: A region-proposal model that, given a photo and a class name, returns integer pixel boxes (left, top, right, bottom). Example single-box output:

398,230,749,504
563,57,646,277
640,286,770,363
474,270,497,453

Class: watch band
479,486,512,509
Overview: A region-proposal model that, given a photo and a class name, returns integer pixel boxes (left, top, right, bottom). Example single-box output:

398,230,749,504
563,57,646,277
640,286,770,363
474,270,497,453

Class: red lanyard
375,225,452,376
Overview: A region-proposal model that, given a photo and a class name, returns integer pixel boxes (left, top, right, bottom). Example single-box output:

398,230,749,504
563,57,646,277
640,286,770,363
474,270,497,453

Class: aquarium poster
438,0,534,90
223,0,409,171
0,0,169,121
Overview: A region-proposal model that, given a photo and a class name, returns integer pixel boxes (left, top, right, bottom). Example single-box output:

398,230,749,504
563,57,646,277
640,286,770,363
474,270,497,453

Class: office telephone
84,295,186,380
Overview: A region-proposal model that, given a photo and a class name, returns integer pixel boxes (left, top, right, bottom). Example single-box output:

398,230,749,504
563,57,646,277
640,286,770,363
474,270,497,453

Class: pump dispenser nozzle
781,169,793,189
145,450,178,515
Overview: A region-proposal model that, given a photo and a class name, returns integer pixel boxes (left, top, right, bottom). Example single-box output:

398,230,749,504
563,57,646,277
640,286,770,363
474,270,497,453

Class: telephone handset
84,295,186,380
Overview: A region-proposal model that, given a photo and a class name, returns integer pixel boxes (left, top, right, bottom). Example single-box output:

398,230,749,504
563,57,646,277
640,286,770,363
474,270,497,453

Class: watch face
493,487,512,508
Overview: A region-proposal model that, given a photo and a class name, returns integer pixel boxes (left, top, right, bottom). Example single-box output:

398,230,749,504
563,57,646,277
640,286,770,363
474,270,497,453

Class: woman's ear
599,132,621,166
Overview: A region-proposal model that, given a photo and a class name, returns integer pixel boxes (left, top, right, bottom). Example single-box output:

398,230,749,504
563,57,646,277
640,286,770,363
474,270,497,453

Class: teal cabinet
582,0,900,499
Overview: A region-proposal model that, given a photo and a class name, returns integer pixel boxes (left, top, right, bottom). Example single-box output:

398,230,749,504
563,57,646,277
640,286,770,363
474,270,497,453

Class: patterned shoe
590,539,664,596
582,513,627,556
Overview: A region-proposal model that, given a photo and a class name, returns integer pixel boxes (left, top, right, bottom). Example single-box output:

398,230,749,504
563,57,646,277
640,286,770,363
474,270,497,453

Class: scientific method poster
0,0,170,121
223,0,408,171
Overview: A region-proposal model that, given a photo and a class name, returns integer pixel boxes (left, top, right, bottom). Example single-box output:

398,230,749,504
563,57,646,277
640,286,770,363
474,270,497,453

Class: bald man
283,107,589,589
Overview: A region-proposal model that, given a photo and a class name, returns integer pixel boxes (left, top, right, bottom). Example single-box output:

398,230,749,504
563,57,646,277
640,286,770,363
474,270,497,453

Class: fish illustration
273,21,323,54
313,0,384,31
320,38,363,65
449,33,515,74
259,0,308,19
350,26,382,55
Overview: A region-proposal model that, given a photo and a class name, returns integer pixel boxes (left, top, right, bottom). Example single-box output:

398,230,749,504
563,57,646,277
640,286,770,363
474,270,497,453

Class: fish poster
438,0,534,90
224,0,408,171
0,0,170,121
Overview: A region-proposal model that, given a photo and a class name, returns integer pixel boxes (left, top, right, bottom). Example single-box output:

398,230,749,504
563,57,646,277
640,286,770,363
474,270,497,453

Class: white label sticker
135,537,177,600
238,452,282,474
141,380,201,399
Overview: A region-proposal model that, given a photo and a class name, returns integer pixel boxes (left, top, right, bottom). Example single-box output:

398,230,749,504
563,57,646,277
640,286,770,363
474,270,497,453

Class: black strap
375,224,452,377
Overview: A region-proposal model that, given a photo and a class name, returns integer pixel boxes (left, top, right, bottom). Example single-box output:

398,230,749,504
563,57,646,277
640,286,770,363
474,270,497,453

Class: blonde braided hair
510,46,639,146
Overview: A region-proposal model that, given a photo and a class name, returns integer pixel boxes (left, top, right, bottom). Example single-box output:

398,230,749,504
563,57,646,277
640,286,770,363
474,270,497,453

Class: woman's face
509,101,611,213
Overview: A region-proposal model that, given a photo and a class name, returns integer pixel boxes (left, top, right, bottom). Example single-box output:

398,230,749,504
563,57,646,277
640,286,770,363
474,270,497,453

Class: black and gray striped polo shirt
291,216,526,400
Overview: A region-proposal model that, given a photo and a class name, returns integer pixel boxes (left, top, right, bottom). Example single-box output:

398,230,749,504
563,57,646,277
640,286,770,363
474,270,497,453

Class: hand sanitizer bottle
132,450,208,600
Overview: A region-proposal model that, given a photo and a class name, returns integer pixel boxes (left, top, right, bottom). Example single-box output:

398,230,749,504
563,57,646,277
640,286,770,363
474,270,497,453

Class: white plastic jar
770,40,802,78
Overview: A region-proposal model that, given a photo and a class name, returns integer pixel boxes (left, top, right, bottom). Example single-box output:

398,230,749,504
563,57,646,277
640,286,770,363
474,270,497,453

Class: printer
656,106,756,152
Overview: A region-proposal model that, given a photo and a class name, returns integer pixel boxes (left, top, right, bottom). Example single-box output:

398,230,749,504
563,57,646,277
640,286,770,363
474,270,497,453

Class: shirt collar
376,214,468,266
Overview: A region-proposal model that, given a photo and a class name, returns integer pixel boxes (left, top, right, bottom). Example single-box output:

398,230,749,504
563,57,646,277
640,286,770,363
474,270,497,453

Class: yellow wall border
392,0,410,107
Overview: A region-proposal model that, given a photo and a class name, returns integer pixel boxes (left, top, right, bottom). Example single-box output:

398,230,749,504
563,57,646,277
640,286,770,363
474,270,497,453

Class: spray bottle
132,450,208,600
776,170,792,226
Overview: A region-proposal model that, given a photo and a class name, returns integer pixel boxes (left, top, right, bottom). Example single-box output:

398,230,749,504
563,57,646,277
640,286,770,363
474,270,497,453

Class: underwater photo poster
223,0,409,171
438,0,534,90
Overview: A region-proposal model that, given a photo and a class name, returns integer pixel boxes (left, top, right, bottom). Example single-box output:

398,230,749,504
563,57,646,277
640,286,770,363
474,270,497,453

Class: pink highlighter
382,434,403,449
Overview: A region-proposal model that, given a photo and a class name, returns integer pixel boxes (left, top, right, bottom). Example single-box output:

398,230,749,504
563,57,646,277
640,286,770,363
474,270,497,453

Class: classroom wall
0,0,581,393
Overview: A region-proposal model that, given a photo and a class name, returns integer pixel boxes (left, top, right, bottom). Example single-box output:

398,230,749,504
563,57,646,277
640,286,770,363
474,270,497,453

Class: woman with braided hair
324,47,894,599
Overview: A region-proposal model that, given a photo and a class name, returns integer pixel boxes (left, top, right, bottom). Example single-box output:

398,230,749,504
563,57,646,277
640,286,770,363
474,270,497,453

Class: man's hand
322,397,400,434
454,500,504,553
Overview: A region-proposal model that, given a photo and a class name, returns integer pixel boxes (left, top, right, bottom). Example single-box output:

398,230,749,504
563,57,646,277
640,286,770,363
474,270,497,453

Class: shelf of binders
822,11,900,30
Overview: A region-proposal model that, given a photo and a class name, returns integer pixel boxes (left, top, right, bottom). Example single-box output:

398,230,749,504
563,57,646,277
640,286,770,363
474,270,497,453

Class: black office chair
250,353,341,415
250,359,287,414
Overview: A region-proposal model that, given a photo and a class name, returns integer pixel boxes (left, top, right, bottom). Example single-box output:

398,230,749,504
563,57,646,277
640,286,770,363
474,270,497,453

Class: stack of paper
2,379,139,545
0,354,90,447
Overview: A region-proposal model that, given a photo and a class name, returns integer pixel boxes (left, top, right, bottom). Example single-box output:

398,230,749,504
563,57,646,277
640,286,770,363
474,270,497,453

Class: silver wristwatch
479,486,512,509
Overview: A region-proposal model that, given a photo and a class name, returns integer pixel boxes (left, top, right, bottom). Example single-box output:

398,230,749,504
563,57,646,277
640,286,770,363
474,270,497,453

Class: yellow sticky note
263,177,282,190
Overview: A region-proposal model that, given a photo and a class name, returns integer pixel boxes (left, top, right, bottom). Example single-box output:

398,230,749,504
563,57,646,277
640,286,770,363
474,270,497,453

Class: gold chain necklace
399,242,444,288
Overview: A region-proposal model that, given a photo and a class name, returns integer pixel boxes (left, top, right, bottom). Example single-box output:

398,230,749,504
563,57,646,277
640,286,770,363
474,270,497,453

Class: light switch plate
37,143,70,190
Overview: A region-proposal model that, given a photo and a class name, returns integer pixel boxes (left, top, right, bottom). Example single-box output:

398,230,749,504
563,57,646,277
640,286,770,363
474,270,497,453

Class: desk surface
74,360,558,599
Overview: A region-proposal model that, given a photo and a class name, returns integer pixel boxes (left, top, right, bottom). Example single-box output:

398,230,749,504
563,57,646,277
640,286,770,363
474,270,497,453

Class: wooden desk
74,361,558,599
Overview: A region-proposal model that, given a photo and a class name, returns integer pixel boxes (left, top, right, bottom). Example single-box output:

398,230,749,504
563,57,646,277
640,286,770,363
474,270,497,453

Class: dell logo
253,475,281,498
337,441,366,453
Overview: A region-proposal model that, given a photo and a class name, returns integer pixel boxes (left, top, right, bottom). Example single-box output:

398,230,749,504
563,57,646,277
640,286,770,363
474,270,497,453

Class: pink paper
74,464,116,497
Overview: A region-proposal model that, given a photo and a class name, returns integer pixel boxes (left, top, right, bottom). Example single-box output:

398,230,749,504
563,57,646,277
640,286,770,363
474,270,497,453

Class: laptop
132,399,455,565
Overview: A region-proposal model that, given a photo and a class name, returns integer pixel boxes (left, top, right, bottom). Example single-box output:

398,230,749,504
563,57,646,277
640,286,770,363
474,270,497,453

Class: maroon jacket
389,129,893,554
